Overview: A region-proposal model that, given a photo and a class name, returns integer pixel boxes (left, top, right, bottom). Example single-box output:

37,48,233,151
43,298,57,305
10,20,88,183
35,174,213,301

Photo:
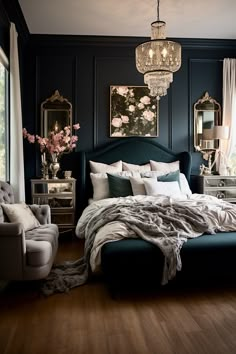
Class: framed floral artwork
110,86,159,137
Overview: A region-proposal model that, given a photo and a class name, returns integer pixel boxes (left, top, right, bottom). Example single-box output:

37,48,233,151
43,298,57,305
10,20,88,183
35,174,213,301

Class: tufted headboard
77,138,191,215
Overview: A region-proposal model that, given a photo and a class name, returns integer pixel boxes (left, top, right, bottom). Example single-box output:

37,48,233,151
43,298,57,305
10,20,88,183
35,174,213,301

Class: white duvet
75,194,236,273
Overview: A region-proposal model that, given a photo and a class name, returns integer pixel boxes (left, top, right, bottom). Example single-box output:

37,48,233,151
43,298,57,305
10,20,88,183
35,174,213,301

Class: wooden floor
1,236,236,354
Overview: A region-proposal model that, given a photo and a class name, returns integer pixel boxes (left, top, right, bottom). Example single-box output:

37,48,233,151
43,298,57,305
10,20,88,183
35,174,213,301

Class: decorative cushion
143,179,182,197
89,160,122,173
90,171,140,201
122,161,151,172
129,176,147,195
130,172,180,196
1,202,40,231
150,160,180,173
157,170,180,186
90,173,109,201
141,171,191,197
107,174,133,198
179,173,192,197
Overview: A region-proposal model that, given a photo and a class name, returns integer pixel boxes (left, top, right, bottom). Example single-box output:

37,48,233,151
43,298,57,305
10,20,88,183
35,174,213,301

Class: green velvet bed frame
78,138,236,291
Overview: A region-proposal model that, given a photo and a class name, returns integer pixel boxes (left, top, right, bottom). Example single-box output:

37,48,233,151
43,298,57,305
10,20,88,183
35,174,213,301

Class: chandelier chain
157,0,160,21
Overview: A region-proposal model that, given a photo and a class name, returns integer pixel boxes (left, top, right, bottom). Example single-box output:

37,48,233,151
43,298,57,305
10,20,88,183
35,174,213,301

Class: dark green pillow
157,170,180,186
107,174,133,197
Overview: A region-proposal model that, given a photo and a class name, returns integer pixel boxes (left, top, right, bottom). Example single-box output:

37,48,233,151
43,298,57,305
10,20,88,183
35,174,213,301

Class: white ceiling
19,0,236,39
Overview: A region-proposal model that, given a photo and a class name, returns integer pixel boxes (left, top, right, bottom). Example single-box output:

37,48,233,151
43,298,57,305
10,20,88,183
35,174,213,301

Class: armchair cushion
29,204,51,224
1,202,40,231
26,224,58,266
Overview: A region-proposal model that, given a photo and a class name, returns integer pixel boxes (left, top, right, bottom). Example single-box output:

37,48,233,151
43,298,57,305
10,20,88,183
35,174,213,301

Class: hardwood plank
1,237,236,354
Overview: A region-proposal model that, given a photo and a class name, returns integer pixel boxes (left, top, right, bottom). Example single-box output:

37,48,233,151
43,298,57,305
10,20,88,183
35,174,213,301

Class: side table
31,178,76,233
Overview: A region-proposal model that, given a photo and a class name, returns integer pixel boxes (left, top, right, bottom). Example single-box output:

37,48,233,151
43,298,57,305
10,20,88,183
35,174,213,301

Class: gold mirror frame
41,90,72,137
194,92,221,152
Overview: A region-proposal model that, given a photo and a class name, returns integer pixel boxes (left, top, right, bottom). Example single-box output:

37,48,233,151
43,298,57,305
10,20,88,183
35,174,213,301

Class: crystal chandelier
135,0,181,100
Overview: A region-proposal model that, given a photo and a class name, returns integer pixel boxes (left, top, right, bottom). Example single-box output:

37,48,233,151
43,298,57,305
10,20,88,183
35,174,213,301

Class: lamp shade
213,126,229,140
202,128,214,140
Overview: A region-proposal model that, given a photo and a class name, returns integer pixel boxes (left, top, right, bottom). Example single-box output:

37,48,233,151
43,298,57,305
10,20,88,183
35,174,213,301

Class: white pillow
141,171,166,178
143,179,182,197
141,171,192,197
90,173,109,201
116,171,141,178
150,160,180,173
179,173,192,197
122,161,151,172
1,202,40,231
90,171,141,201
129,176,147,195
89,160,122,173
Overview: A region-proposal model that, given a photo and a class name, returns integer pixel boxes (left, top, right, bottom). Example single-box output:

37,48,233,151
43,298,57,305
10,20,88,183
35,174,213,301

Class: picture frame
110,85,159,137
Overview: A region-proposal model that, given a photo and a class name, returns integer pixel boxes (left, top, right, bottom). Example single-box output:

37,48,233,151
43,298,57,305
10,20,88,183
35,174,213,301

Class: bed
75,138,236,292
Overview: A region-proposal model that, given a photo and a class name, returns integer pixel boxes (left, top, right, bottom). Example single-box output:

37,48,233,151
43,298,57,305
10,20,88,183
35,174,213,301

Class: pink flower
128,105,135,112
22,128,28,138
143,110,155,121
111,132,124,137
27,134,35,143
23,122,80,159
121,115,129,123
112,117,122,128
140,96,151,105
116,86,128,96
138,103,144,110
73,123,80,130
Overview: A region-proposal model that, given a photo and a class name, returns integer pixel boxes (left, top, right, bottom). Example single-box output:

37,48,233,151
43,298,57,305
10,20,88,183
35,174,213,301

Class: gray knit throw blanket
41,200,215,295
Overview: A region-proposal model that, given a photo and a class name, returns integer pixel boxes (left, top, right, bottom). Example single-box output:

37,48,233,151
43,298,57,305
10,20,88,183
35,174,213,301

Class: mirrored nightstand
198,175,236,203
31,178,76,232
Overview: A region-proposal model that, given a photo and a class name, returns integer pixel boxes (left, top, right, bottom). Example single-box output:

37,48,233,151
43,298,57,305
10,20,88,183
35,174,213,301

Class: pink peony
128,105,135,112
121,115,129,123
116,86,129,96
112,117,122,128
138,103,144,110
140,96,151,105
143,110,155,121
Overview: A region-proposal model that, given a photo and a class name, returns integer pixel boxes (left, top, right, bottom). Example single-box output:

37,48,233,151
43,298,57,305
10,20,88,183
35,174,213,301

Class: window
0,47,9,181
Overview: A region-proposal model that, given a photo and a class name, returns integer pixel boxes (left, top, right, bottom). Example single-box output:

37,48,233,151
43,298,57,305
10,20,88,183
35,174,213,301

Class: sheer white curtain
221,59,236,168
10,22,25,202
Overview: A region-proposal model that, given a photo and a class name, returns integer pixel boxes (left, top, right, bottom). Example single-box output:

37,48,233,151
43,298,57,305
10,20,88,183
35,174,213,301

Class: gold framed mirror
41,90,72,137
194,92,221,151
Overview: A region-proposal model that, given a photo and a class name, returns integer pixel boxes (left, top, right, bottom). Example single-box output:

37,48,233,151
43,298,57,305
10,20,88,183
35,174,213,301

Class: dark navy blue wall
2,0,236,202
23,36,236,183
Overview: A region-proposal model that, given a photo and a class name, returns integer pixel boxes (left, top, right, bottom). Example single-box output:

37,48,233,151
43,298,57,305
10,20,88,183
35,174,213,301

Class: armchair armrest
0,222,24,236
0,222,26,280
29,204,51,224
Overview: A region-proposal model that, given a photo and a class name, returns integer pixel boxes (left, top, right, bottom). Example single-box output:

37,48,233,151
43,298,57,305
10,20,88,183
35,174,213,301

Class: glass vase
41,153,49,179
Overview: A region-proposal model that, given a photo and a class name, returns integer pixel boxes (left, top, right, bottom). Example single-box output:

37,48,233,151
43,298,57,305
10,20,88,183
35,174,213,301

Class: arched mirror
41,90,72,137
194,92,221,151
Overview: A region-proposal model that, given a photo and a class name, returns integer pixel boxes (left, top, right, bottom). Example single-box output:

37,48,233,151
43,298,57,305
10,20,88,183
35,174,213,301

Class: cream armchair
0,181,59,280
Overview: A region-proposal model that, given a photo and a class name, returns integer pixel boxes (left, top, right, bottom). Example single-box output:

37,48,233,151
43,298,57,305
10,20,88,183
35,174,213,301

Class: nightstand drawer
198,175,236,203
204,177,236,188
204,189,236,200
